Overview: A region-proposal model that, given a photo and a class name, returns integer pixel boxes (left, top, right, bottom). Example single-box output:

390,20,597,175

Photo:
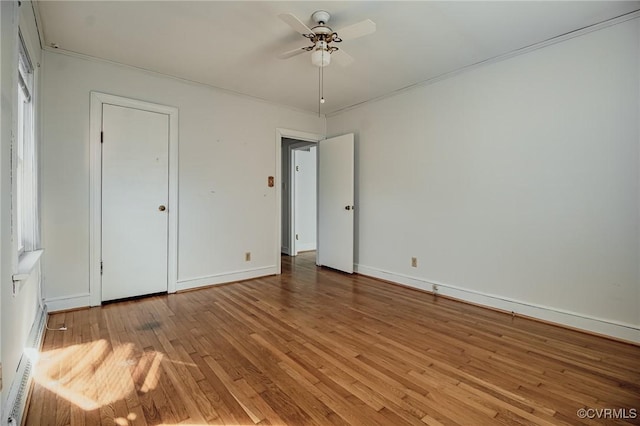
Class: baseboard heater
3,304,47,426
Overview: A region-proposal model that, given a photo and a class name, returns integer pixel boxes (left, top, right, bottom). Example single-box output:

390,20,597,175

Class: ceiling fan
278,10,376,67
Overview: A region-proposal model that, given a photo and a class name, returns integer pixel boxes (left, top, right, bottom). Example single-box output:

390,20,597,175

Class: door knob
158,205,166,212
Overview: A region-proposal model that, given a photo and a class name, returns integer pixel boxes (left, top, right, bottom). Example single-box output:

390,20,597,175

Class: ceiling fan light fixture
311,41,330,67
311,48,330,67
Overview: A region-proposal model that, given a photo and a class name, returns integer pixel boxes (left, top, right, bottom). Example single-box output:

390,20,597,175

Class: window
16,30,36,255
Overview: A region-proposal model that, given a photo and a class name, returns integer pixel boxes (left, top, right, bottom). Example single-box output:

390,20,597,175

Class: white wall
0,0,43,412
41,50,324,307
294,146,317,252
327,19,640,342
0,2,15,412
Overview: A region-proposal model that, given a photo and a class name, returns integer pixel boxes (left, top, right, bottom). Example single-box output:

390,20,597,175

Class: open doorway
281,138,317,257
275,128,354,275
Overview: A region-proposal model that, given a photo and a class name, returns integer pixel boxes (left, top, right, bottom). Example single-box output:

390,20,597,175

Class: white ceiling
36,1,640,115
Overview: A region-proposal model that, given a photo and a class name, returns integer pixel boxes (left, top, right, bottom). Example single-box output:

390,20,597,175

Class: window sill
12,249,43,282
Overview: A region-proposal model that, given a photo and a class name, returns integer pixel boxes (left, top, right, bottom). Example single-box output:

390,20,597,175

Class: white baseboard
45,293,91,312
177,266,277,292
296,243,316,252
355,264,640,344
45,266,278,309
3,305,47,425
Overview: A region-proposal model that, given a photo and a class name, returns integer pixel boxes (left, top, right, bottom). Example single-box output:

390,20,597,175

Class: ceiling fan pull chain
321,56,324,104
318,66,321,117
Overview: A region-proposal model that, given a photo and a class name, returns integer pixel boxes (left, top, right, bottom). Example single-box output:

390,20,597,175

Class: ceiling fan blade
279,13,315,35
278,47,308,60
332,49,354,67
335,19,376,41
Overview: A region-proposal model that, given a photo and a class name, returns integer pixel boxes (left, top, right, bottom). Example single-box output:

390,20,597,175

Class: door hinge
100,261,103,275
100,131,104,143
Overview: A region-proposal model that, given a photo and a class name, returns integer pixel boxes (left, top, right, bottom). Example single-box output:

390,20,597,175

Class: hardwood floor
26,252,640,425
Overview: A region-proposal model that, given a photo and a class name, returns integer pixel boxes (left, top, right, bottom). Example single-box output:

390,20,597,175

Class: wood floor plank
24,252,640,425
189,352,256,425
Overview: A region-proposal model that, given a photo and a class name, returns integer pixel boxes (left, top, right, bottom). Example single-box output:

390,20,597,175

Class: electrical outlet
245,252,251,262
411,257,418,268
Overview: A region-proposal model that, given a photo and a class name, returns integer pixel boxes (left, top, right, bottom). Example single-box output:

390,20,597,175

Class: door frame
89,92,179,306
275,128,323,275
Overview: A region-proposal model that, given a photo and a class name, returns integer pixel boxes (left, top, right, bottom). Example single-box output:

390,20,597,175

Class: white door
101,104,169,301
294,147,317,254
317,133,354,273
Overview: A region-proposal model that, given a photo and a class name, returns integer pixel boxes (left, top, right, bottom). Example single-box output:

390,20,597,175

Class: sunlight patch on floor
115,412,139,425
33,339,164,411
